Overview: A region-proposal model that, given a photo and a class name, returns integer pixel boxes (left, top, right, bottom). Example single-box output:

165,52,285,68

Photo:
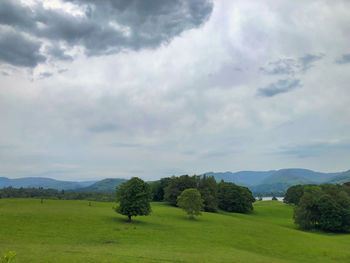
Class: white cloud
1,0,350,180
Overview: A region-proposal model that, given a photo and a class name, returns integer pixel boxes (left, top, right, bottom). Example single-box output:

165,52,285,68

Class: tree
293,186,322,229
293,185,350,231
217,181,255,213
272,196,278,201
164,175,197,205
197,175,218,212
177,188,204,219
115,177,152,222
284,185,304,205
150,177,171,201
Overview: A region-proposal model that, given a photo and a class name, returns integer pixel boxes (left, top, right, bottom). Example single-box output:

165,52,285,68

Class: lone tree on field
115,177,152,222
177,188,204,219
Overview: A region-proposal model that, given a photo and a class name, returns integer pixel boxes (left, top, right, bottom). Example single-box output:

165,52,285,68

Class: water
256,196,284,202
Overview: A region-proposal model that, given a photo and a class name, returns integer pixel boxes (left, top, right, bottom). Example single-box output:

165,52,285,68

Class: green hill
75,178,127,192
0,177,96,190
1,199,350,262
326,170,350,184
204,170,275,186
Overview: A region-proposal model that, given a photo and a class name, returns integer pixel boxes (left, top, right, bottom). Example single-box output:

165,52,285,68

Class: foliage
197,175,218,212
177,188,204,219
284,185,305,205
272,196,278,201
0,251,16,263
293,184,350,231
217,181,255,213
164,175,197,206
162,175,219,212
115,177,152,222
150,178,171,201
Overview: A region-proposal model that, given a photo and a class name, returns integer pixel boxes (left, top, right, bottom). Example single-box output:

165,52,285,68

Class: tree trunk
127,215,132,222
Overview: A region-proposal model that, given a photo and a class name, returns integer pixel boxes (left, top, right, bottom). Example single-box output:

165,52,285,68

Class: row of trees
151,174,255,213
285,183,350,232
0,187,115,202
114,175,256,222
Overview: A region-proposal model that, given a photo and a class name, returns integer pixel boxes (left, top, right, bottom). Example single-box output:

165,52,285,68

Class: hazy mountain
0,177,96,190
203,171,276,186
75,178,127,192
2,168,350,194
259,169,339,185
326,170,350,184
205,168,348,195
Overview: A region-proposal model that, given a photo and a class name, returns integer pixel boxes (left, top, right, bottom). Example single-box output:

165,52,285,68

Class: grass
0,199,350,262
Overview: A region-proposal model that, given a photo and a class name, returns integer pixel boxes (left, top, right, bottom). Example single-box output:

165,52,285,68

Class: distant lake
256,197,284,202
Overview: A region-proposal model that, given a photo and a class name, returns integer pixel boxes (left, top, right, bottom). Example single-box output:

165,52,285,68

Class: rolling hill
326,170,350,184
0,177,96,190
1,199,350,262
205,168,348,195
74,178,127,192
203,170,275,186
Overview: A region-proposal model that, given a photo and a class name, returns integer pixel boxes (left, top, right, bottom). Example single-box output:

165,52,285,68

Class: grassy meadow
0,199,350,263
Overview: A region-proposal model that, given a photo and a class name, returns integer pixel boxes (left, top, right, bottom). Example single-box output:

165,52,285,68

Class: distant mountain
326,170,350,184
260,169,339,185
204,168,349,195
0,177,96,190
75,178,127,192
203,171,275,186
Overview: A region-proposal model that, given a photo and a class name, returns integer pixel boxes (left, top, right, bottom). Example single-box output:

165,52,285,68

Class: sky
0,0,350,181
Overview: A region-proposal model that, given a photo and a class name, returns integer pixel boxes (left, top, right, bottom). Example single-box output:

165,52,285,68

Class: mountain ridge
2,168,350,194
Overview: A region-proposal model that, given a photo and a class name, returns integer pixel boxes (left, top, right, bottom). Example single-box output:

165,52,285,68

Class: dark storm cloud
257,79,301,97
0,0,213,67
0,31,46,67
0,0,36,29
260,54,323,75
336,53,350,64
46,45,73,61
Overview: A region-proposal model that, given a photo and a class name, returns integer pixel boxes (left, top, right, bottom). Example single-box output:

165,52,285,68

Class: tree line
115,175,255,221
0,187,115,202
150,174,255,213
284,182,350,232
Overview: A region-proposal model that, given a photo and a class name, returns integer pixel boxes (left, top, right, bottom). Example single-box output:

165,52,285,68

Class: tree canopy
293,183,350,232
217,181,255,213
115,177,152,222
177,188,204,219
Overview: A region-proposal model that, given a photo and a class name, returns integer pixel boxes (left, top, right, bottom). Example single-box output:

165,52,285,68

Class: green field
0,199,349,263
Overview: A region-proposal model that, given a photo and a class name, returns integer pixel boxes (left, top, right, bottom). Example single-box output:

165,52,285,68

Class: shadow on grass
105,215,163,227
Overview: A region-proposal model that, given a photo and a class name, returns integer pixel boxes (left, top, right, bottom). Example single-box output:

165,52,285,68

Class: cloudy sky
1,0,350,181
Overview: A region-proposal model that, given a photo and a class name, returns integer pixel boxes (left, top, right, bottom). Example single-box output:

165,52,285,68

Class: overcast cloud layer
0,0,350,180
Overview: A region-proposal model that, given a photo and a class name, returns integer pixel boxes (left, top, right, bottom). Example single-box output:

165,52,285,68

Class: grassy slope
0,199,350,263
